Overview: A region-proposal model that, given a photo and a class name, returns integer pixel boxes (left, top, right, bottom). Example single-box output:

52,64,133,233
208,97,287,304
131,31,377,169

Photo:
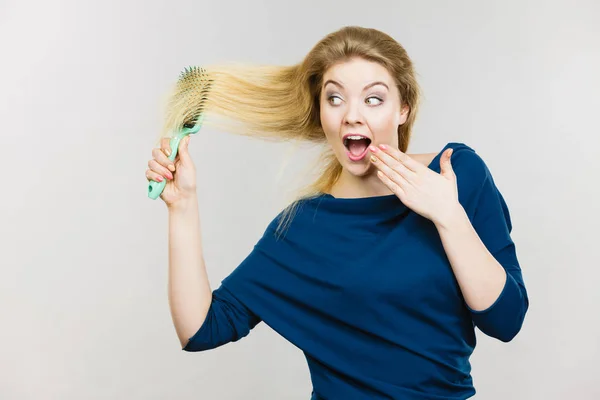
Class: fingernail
369,145,378,152
167,172,174,180
168,164,175,172
379,144,387,150
157,176,163,182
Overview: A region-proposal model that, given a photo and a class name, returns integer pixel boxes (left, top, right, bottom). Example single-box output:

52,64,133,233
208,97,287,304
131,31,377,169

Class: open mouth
344,136,372,158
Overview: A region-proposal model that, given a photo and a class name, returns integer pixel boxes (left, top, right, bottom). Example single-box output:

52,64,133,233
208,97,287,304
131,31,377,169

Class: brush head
161,66,213,137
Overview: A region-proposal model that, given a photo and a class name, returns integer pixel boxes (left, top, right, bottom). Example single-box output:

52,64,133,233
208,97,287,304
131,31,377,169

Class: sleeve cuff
181,310,213,352
466,271,526,342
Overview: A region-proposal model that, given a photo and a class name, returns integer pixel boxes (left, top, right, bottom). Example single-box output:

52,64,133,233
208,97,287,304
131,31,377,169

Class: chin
342,159,373,177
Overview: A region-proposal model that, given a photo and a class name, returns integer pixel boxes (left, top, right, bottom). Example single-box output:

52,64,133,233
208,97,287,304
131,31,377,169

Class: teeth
344,135,371,147
346,135,368,140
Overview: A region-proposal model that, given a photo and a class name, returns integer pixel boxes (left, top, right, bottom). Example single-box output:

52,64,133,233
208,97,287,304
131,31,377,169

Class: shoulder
445,143,504,211
446,142,489,177
410,142,489,180
418,142,495,204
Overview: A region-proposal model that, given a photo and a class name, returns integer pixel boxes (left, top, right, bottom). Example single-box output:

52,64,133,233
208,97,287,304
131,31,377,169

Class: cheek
320,108,341,135
368,110,399,138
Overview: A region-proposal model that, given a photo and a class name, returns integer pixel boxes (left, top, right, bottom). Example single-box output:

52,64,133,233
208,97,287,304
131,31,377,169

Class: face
319,57,409,182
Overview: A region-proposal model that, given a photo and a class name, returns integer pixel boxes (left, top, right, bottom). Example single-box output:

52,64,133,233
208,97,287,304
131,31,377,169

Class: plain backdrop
1,0,599,399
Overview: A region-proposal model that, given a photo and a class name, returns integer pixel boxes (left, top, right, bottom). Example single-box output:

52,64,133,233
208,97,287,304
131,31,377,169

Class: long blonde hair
158,26,421,238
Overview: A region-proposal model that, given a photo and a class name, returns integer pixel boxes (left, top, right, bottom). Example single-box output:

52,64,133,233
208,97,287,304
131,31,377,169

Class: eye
328,95,342,105
366,96,383,106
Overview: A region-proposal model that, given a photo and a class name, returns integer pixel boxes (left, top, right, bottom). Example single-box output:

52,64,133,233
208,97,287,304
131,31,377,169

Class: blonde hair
158,26,421,238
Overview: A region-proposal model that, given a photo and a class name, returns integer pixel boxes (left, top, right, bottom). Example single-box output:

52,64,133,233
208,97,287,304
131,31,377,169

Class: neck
329,168,395,199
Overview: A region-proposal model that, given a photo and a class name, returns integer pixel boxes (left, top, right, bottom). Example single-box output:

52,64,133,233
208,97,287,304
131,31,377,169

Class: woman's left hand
369,144,462,226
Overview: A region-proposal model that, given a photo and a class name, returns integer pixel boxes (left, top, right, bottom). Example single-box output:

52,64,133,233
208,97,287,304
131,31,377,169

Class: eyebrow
323,80,389,91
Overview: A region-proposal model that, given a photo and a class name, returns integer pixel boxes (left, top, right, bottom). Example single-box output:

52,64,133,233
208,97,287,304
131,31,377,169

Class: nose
343,101,364,126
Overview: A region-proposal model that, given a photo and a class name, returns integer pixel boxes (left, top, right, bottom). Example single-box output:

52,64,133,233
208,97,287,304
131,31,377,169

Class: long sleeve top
182,142,529,400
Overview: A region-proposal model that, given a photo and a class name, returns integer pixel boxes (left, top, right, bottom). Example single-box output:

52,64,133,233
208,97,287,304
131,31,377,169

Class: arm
168,194,263,351
167,194,213,348
182,285,261,352
434,155,529,342
435,207,508,314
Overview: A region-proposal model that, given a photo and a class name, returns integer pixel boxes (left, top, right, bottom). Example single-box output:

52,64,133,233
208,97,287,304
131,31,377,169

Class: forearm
434,206,507,312
167,194,212,347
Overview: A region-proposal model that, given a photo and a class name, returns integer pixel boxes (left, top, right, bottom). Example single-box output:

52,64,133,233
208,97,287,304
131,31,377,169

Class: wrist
167,192,199,214
434,204,469,232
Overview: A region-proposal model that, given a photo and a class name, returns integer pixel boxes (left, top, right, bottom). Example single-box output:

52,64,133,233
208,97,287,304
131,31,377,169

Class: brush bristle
161,66,213,137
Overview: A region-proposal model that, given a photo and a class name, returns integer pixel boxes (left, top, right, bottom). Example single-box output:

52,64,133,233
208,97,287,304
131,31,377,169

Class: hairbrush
148,66,211,199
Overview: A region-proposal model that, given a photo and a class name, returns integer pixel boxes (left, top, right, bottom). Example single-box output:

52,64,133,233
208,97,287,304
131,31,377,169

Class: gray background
1,0,599,399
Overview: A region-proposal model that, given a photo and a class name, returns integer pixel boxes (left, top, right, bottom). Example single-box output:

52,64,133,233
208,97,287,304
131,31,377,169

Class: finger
152,147,176,172
370,146,415,182
376,169,405,199
160,137,172,157
146,168,165,183
440,149,455,179
378,144,423,173
148,159,174,180
370,154,409,188
178,136,191,162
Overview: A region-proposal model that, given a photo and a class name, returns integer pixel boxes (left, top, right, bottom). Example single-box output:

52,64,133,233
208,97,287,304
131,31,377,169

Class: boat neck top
182,142,529,400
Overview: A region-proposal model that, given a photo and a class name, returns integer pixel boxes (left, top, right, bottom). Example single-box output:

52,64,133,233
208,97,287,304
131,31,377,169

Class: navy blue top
182,142,529,399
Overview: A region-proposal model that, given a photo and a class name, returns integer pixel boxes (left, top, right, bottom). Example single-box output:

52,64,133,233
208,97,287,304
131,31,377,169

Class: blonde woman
145,26,529,400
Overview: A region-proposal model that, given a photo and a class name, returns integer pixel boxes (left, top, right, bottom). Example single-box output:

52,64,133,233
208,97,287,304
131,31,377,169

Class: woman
145,26,529,400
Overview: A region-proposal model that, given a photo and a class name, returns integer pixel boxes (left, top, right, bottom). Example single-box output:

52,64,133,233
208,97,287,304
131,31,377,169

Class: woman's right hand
145,135,197,207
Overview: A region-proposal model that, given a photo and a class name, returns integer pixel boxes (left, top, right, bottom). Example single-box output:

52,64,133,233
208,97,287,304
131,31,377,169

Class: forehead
323,58,393,87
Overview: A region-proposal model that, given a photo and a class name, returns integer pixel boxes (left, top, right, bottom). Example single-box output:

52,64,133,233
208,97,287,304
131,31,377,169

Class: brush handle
147,134,185,200
148,114,204,200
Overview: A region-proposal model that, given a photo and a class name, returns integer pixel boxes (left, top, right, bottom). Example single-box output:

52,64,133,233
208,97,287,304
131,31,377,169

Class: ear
396,106,409,126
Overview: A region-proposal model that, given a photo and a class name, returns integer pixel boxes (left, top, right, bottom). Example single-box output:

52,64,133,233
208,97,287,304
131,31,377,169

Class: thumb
440,148,455,179
177,135,192,164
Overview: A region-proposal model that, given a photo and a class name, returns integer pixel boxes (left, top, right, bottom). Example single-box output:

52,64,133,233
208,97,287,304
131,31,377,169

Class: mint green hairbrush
148,66,212,200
